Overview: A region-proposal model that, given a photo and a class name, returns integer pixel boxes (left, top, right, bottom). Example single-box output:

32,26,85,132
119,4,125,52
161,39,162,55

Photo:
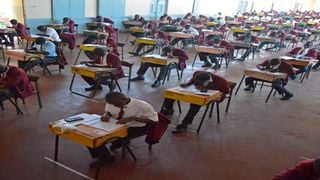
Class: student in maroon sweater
161,71,229,134
273,157,320,180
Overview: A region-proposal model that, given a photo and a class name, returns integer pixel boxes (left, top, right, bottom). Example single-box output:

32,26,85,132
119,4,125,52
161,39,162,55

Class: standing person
130,46,188,88
243,58,295,100
87,92,158,168
161,71,229,134
0,65,33,108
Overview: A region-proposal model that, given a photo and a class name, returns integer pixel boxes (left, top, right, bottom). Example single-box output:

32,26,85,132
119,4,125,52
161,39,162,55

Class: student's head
96,15,103,22
176,17,182,22
10,19,18,25
134,14,139,19
0,65,8,75
162,46,172,54
185,24,191,29
194,72,211,84
314,157,320,174
105,92,128,107
269,58,281,70
35,37,46,45
93,47,107,57
63,17,70,24
37,25,47,32
304,41,312,48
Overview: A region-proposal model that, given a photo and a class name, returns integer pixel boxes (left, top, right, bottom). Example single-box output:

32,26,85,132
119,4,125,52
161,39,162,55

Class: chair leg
209,102,214,118
148,144,152,150
35,81,42,108
225,97,232,113
216,102,220,123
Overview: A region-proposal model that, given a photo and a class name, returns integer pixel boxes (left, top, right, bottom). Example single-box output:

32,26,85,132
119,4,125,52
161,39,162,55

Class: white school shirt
182,27,199,36
45,27,61,42
104,98,158,127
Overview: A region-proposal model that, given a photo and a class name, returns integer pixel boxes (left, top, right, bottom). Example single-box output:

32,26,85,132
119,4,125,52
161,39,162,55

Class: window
85,0,97,17
197,0,238,16
167,0,194,16
125,0,151,16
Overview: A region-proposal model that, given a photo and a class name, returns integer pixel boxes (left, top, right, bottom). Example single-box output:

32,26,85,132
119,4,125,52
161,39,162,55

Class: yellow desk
83,30,109,38
4,49,44,66
135,37,159,45
235,68,287,103
230,28,246,33
69,65,117,98
169,32,195,39
162,86,222,133
207,21,218,27
74,44,107,65
258,36,279,43
48,113,128,178
193,45,226,67
141,54,179,65
128,27,145,33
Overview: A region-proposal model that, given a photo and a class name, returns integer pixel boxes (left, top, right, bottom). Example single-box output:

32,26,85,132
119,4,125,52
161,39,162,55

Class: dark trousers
170,38,191,47
245,77,288,94
87,126,149,158
313,60,320,68
134,44,156,55
240,48,252,59
137,63,174,81
18,57,57,72
199,52,219,65
163,98,201,125
82,76,114,88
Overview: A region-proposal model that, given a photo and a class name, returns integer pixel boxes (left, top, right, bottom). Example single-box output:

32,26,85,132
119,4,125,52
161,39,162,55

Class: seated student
234,30,259,61
293,41,318,75
81,48,124,91
87,92,158,168
257,29,286,51
170,24,199,48
133,14,141,21
244,58,295,100
183,13,193,20
159,14,170,26
37,25,61,43
130,46,188,88
171,17,187,27
273,157,320,180
62,17,75,33
130,30,169,56
104,24,117,39
96,15,114,25
161,71,229,134
20,37,58,72
60,17,76,50
0,65,33,109
8,19,28,46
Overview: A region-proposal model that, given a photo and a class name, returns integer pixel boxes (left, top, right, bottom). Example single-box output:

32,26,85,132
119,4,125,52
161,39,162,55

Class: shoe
312,66,319,70
244,85,255,92
201,63,212,67
108,82,116,92
110,140,129,151
85,85,102,91
129,41,135,45
160,108,174,115
89,155,116,168
172,123,188,134
235,57,245,61
211,64,221,69
130,76,145,81
151,80,161,88
128,52,135,55
280,92,294,100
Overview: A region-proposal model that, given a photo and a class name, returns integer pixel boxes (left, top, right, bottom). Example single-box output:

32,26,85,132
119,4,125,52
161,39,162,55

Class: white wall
197,0,238,16
167,0,193,15
85,0,97,17
24,0,51,19
125,0,151,16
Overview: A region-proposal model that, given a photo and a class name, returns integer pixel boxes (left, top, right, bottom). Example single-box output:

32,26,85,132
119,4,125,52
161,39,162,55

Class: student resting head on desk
37,25,61,42
87,92,158,168
9,19,28,40
80,47,124,92
244,58,295,100
130,46,189,88
161,71,230,134
273,157,320,180
0,65,33,109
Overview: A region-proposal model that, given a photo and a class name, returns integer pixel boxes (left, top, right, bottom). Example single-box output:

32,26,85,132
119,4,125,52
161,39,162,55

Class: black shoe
244,85,255,92
280,92,294,100
160,108,174,115
211,64,221,69
89,155,116,168
201,63,212,67
172,123,188,134
130,76,145,81
85,85,102,91
128,51,135,55
151,80,161,88
108,82,116,92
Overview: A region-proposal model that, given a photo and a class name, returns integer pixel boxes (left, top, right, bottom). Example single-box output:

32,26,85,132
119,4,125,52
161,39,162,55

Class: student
257,29,286,51
60,17,76,50
20,37,58,72
244,58,295,100
62,17,75,33
130,46,188,88
96,15,114,25
37,25,61,42
0,65,33,109
234,30,259,61
9,19,28,43
161,71,229,134
87,92,158,168
170,24,199,48
273,157,320,179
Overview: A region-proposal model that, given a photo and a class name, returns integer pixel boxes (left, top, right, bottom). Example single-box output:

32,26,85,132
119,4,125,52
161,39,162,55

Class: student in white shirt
170,24,199,48
87,92,158,168
37,25,61,42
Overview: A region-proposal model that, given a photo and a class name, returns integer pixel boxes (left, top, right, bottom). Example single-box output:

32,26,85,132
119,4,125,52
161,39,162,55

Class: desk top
135,37,160,45
229,41,251,48
83,30,109,36
202,30,223,36
244,68,287,82
226,21,242,25
5,49,44,60
30,34,55,41
48,113,128,148
257,36,279,42
0,28,16,33
87,22,112,27
164,86,222,106
141,54,179,65
79,44,107,51
169,32,195,38
122,20,142,26
71,65,117,78
195,45,225,54
280,56,315,67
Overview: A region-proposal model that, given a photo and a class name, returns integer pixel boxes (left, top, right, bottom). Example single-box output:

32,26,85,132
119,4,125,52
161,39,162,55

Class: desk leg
1,91,23,114
73,50,82,65
6,57,11,66
265,88,274,103
177,101,182,114
235,75,245,95
197,104,210,133
54,135,59,161
69,73,97,98
192,52,198,67
1,48,5,64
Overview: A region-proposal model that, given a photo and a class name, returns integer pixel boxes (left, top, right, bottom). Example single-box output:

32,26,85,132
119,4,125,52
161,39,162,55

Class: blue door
99,0,125,28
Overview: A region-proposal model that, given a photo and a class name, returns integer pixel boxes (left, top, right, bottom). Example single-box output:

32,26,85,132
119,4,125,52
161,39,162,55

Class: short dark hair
105,92,127,102
37,25,47,32
269,58,281,66
93,47,106,56
162,46,172,53
35,37,46,45
10,19,17,25
0,65,8,73
194,72,211,83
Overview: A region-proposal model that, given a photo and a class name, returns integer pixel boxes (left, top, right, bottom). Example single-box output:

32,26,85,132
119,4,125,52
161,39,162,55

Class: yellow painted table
69,65,117,98
235,68,287,103
230,28,246,33
207,21,218,27
48,113,128,178
162,86,222,133
4,49,44,66
74,44,107,65
128,27,145,33
135,37,159,45
193,45,226,67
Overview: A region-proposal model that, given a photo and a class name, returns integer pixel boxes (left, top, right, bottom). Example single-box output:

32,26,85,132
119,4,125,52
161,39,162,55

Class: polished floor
0,33,319,180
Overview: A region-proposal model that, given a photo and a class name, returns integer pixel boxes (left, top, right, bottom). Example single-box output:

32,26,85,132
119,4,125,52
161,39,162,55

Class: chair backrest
145,112,171,145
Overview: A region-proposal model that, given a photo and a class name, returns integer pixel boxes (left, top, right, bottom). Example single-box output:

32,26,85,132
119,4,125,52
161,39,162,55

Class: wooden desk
122,20,142,27
30,34,55,42
48,113,128,178
86,22,112,29
128,27,145,33
169,32,195,39
74,44,107,65
202,30,223,36
235,68,287,103
69,65,117,98
135,37,160,45
258,36,279,43
226,21,242,26
5,49,44,66
141,54,179,65
244,20,256,24
47,24,69,31
83,30,109,38
193,45,226,67
162,86,222,133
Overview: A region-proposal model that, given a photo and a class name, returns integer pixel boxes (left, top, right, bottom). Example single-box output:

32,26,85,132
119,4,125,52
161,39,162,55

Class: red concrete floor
0,33,319,180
